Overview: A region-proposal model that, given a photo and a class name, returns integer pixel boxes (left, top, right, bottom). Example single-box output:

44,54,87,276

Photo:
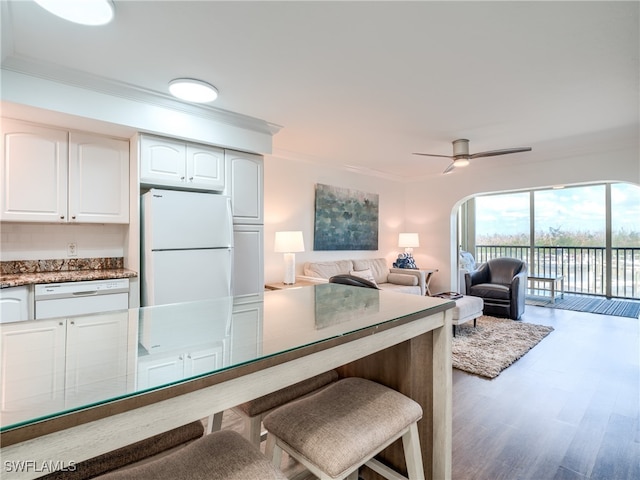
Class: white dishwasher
34,278,130,319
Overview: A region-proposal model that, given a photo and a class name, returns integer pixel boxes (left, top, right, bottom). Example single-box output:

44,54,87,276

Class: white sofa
298,258,427,296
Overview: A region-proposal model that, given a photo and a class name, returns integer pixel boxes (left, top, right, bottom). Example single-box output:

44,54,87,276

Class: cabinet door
137,354,184,390
140,135,187,186
230,301,263,364
0,285,31,323
183,343,226,378
65,312,130,406
69,132,130,223
0,319,66,425
1,120,68,222
186,144,225,191
226,151,263,224
233,225,264,296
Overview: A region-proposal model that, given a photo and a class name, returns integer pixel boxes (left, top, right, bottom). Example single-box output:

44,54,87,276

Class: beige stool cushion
41,421,204,480
96,430,287,480
235,370,338,416
263,377,422,479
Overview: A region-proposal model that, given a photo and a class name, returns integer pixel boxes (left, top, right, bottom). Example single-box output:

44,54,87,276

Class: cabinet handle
59,322,64,326
180,176,185,180
187,354,192,359
60,216,65,220
70,321,75,325
189,177,194,181
179,355,183,360
72,216,76,220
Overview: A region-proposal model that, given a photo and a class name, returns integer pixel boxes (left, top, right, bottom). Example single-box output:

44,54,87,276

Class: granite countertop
0,258,137,289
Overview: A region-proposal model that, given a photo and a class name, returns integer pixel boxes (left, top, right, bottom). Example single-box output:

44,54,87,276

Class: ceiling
1,1,638,180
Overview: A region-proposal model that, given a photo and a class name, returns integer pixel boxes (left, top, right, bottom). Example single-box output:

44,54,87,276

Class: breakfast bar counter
0,284,453,480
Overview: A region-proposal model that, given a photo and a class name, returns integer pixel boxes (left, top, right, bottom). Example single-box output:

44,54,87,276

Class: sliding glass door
465,182,640,300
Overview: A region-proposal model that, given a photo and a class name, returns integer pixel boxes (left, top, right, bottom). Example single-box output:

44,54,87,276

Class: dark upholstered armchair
465,257,527,320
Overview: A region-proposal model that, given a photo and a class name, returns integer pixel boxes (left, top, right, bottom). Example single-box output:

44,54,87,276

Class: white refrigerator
141,189,234,306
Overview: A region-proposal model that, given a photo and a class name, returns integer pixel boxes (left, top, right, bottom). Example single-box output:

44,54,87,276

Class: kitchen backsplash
0,223,126,261
1,257,125,275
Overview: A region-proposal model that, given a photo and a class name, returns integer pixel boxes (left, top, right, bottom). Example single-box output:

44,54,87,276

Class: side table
264,279,320,291
421,269,438,296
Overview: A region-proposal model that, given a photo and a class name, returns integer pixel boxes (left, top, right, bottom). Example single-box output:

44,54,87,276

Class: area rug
452,316,554,379
526,295,640,319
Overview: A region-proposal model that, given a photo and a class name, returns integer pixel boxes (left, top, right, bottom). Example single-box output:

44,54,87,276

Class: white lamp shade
274,231,305,253
398,233,420,248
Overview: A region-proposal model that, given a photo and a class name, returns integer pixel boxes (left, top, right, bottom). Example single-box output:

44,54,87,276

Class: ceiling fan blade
469,147,532,159
412,152,454,159
442,162,455,174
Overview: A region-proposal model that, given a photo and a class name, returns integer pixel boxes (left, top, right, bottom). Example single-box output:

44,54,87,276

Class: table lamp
398,233,420,255
274,231,305,284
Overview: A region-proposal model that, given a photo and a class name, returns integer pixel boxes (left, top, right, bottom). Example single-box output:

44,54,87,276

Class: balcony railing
475,245,640,300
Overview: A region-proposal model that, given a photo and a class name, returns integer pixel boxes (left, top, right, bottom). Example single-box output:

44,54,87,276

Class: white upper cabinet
69,132,130,223
1,120,68,222
1,119,130,223
186,144,225,189
226,150,263,224
140,135,225,192
139,135,186,185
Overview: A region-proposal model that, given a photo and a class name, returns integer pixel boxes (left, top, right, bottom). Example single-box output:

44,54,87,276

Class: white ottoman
451,295,484,337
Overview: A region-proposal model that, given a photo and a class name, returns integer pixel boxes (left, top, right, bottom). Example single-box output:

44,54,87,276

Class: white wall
264,144,639,291
263,155,407,284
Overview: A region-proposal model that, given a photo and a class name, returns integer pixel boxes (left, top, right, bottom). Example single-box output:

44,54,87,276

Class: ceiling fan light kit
452,158,470,168
452,139,471,157
413,138,532,175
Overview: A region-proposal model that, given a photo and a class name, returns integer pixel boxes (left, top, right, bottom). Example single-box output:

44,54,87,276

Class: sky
475,183,640,237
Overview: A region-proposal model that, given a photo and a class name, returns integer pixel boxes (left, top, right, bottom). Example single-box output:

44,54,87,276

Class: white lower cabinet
0,312,132,425
0,319,66,423
0,285,32,323
137,343,225,390
233,225,264,297
230,299,263,364
64,313,130,406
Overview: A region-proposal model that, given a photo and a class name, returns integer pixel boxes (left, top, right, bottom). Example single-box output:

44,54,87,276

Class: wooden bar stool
263,377,425,480
207,370,339,446
96,430,287,480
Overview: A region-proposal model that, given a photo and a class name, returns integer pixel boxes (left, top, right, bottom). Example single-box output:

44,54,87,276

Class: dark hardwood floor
453,305,640,480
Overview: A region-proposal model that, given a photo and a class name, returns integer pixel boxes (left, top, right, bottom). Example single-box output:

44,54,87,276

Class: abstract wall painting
313,184,379,251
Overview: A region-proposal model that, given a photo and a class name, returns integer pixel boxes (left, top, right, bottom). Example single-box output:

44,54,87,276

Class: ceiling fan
413,139,532,174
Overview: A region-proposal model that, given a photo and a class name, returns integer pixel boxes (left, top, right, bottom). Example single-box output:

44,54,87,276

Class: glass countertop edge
0,298,453,436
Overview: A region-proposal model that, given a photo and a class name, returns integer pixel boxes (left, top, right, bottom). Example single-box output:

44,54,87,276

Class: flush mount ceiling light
169,79,219,103
34,0,115,26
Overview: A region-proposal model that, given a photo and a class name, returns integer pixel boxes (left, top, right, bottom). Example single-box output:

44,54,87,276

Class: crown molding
1,55,282,137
